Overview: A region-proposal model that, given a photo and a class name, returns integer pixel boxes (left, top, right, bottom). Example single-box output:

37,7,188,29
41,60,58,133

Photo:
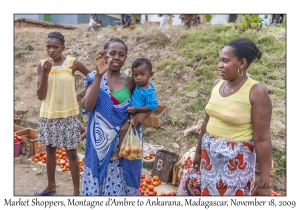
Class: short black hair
46,31,65,45
132,58,152,72
225,38,262,68
104,37,128,54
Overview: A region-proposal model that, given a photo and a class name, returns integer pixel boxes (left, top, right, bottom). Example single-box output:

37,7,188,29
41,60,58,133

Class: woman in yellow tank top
35,31,91,196
193,38,272,196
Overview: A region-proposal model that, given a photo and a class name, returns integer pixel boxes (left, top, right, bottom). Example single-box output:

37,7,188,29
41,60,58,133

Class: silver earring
238,68,243,77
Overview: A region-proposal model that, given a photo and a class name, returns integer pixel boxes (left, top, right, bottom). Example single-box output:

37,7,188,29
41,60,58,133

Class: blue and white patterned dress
81,71,143,196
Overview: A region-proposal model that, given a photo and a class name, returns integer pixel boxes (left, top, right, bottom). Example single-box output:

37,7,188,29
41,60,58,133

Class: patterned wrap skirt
200,133,256,196
37,116,82,150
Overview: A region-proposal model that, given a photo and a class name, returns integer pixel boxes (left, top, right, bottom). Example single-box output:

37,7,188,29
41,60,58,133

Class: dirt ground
14,154,75,196
14,153,177,196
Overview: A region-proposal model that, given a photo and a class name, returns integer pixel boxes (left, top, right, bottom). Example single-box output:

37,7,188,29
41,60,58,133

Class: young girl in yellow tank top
35,31,91,196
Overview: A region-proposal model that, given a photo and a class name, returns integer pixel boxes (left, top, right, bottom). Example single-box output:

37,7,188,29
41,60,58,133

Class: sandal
33,190,56,196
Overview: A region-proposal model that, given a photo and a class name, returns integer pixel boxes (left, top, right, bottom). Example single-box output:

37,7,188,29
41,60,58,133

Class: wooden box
151,150,179,183
172,164,181,186
142,105,169,128
15,128,38,156
14,124,25,133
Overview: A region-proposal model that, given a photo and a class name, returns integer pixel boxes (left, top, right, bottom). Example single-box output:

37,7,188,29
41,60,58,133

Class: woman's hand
129,112,150,129
42,58,53,76
253,187,271,196
96,50,113,75
127,106,138,114
193,153,201,171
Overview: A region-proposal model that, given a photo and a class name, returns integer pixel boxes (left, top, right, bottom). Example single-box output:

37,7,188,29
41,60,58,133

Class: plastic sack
119,125,143,160
177,168,201,196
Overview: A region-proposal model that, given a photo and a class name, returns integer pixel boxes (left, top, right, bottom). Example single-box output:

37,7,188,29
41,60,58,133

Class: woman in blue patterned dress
81,38,149,195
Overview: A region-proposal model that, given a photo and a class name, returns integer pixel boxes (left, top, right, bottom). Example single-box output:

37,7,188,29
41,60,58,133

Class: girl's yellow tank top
39,57,79,119
205,77,258,142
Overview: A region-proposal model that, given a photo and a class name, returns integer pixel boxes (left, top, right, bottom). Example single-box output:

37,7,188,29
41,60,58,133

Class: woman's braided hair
104,37,128,54
46,31,65,45
226,38,262,68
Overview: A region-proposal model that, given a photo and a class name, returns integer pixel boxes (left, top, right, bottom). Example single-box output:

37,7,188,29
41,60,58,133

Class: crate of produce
14,124,25,133
142,105,169,128
15,128,38,156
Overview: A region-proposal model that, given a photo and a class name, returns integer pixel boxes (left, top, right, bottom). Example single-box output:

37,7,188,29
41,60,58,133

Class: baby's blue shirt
131,82,159,111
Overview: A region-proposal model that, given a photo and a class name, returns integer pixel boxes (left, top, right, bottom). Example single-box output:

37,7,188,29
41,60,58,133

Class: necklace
222,78,248,95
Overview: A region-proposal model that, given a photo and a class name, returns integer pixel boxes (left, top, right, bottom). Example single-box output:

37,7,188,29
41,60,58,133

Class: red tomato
146,178,152,185
61,151,67,156
40,151,46,157
145,189,149,195
141,173,145,179
152,181,159,187
142,181,148,188
34,153,40,159
140,189,144,196
17,136,23,142
152,176,160,182
148,192,155,196
148,185,154,192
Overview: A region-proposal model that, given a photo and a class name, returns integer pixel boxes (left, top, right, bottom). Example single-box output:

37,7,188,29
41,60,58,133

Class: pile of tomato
143,154,155,161
14,134,23,143
139,173,160,196
55,148,85,173
31,147,85,173
160,191,177,196
139,173,177,196
31,151,47,163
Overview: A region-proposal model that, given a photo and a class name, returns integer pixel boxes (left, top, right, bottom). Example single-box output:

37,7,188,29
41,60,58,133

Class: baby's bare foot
110,150,120,160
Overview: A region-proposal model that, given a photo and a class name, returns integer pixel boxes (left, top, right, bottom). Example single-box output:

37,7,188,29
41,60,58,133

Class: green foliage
15,51,23,58
189,98,207,113
203,14,213,22
273,147,286,177
184,81,199,92
240,14,263,30
15,92,21,101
